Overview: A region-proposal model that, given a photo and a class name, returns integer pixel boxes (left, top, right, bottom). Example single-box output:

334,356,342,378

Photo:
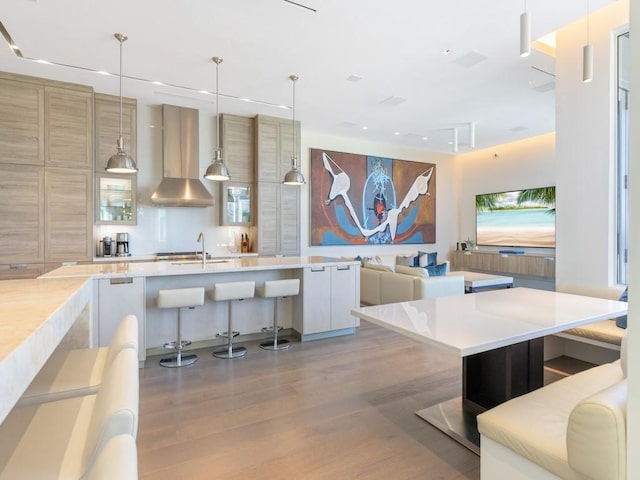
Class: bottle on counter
241,233,249,253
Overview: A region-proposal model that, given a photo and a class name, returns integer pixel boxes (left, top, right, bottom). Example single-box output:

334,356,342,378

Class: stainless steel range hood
151,104,214,207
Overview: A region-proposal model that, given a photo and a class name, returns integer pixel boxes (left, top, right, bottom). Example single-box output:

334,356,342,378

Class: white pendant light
283,74,306,186
583,0,593,83
204,56,230,181
105,33,138,173
520,1,531,58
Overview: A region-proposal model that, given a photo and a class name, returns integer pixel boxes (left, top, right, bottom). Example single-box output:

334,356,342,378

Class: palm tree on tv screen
475,192,501,211
517,187,556,213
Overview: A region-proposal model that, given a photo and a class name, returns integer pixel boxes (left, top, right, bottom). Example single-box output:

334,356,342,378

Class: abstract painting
310,148,436,246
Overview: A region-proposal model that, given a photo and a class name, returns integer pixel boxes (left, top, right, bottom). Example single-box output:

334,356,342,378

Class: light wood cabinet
0,73,95,277
0,263,45,280
256,183,300,256
0,164,45,264
93,93,137,225
255,114,301,256
280,185,300,255
451,250,555,279
44,168,93,263
0,77,44,166
44,86,93,169
255,114,300,182
221,114,254,182
94,93,137,172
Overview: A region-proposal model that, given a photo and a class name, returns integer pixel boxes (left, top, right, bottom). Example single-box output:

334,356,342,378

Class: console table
450,250,555,279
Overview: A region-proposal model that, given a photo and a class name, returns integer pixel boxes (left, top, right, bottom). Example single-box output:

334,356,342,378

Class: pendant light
204,56,230,181
105,33,138,173
283,74,306,186
520,1,531,58
583,0,593,83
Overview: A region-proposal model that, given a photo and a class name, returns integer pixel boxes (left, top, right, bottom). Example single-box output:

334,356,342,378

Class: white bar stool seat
158,287,205,368
256,278,299,351
211,281,255,359
18,314,138,406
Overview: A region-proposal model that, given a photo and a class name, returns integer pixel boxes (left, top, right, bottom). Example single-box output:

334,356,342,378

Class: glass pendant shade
204,56,230,182
283,74,306,185
106,33,137,173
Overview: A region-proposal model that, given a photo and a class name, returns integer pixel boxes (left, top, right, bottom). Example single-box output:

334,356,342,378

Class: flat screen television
475,186,556,248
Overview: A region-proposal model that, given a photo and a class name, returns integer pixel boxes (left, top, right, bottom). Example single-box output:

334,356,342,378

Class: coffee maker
116,232,131,257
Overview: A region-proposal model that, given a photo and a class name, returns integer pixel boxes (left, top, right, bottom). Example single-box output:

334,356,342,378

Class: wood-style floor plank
137,320,480,479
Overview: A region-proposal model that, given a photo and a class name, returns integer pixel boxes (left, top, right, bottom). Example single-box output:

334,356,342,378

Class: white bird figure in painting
321,152,434,241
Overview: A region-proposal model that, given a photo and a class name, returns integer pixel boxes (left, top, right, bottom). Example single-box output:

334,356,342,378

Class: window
617,32,630,284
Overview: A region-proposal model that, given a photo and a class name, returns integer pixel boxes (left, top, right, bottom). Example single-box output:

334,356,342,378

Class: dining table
351,287,628,453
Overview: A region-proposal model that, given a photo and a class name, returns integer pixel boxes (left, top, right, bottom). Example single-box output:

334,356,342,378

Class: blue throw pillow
418,251,438,267
616,287,628,329
425,263,447,276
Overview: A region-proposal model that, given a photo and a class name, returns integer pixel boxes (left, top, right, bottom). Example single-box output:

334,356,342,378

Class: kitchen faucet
197,232,205,268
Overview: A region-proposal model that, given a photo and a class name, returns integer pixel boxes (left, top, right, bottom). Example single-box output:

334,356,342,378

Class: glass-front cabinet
221,182,252,226
96,175,136,224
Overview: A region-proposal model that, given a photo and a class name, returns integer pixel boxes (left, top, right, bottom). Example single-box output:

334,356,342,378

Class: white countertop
41,256,359,279
352,287,628,356
0,276,91,424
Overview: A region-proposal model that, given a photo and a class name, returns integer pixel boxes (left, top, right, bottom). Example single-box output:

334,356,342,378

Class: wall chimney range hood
151,104,214,207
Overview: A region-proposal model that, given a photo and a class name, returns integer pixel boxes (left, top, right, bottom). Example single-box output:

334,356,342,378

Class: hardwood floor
137,320,480,479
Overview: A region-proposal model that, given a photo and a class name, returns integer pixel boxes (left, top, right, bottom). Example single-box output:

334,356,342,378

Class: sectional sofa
358,253,464,305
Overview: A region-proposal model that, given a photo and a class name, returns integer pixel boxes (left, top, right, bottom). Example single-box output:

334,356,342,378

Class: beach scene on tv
476,187,556,248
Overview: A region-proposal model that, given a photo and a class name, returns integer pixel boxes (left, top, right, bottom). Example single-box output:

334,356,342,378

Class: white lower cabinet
296,264,359,337
96,277,145,361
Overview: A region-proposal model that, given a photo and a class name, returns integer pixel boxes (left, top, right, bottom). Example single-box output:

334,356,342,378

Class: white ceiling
0,0,616,154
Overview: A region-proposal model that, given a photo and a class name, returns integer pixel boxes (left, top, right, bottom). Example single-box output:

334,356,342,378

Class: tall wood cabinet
0,78,44,166
0,72,94,277
221,113,254,182
94,93,137,225
255,114,301,256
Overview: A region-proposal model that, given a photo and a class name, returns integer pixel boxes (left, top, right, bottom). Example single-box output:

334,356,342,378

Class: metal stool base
213,345,247,359
260,338,290,351
160,353,198,368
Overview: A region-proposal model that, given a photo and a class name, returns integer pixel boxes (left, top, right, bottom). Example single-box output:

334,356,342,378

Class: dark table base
416,337,544,453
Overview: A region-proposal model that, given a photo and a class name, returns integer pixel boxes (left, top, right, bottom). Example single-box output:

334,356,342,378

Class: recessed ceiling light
394,132,400,136
423,137,429,141
362,126,368,130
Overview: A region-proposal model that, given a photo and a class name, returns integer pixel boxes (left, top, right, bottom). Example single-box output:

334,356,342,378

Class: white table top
40,256,359,280
351,287,627,356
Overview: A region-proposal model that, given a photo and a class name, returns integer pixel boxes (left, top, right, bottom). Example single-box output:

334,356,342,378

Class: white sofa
478,330,628,480
359,254,464,305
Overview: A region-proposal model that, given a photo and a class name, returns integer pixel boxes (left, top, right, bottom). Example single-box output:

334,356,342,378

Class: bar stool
157,287,205,367
256,278,299,350
211,281,255,359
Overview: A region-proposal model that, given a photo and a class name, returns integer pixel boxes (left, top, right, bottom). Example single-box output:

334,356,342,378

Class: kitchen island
41,256,360,361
